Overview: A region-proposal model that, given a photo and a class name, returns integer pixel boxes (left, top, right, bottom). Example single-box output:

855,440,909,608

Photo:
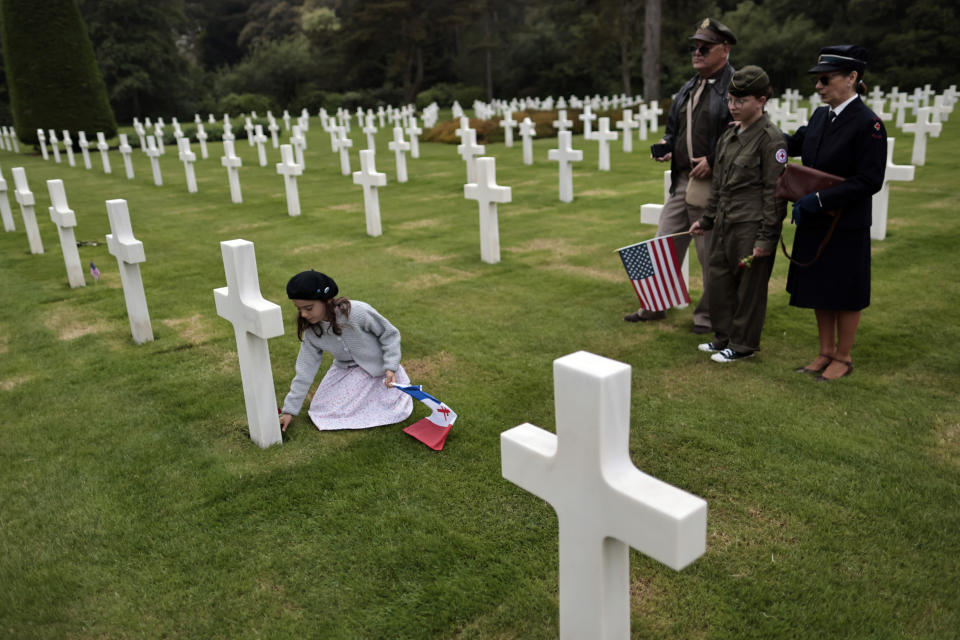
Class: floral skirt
307,364,413,430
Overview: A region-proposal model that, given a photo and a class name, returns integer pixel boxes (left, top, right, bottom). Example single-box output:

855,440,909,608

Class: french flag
393,384,457,451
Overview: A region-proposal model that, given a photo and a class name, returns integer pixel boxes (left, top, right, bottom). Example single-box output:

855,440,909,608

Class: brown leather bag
774,164,846,267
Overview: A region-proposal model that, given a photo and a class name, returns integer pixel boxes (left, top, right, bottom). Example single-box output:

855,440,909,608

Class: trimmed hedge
1,0,116,146
422,109,633,144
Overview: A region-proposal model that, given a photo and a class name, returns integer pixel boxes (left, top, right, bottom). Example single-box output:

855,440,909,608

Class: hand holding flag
392,384,457,451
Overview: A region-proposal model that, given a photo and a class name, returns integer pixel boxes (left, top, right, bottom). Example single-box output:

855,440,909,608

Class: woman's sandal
815,359,854,382
795,353,833,374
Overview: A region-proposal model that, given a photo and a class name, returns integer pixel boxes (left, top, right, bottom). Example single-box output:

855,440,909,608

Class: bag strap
779,213,842,267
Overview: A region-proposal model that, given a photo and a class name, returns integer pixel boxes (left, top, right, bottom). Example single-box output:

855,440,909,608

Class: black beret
808,45,867,74
690,18,737,45
729,65,771,97
286,270,338,300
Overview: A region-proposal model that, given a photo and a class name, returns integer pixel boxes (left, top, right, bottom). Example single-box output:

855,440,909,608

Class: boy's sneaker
711,348,755,363
698,341,724,353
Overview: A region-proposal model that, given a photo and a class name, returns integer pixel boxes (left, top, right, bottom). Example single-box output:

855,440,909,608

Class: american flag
89,261,101,281
617,237,689,311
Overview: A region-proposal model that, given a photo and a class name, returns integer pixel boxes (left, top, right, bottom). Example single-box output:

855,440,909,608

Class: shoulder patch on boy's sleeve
775,148,788,164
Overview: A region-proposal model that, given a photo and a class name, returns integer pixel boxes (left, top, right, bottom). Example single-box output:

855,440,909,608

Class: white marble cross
221,139,243,204
352,149,387,237
388,126,411,183
336,126,353,176
283,110,291,131
363,115,378,152
47,179,85,288
501,351,707,640
244,117,255,146
291,124,307,168
590,117,618,171
578,105,596,138
105,199,153,344
197,123,209,159
500,112,518,147
37,129,49,160
61,130,76,167
118,134,135,179
616,110,637,152
547,131,583,203
0,166,15,232
268,117,280,149
464,156,511,264
213,239,284,448
153,123,166,155
253,124,268,167
134,122,147,154
871,137,914,241
405,117,423,159
647,100,663,132
519,117,537,165
457,128,485,184
48,130,62,163
96,132,112,174
178,137,198,193
641,170,690,293
77,131,92,169
902,106,942,166
455,116,473,147
12,167,43,253
146,135,164,186
929,95,952,124
276,143,303,217
9,127,18,153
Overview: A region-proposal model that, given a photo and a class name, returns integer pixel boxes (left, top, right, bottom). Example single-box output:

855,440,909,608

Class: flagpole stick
615,230,692,253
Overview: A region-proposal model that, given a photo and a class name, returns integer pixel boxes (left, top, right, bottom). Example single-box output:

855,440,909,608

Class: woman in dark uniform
785,45,886,381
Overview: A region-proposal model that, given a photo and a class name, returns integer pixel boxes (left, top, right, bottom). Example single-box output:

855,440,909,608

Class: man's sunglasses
689,44,714,56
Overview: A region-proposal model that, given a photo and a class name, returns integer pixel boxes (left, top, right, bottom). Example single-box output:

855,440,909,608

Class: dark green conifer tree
1,0,116,145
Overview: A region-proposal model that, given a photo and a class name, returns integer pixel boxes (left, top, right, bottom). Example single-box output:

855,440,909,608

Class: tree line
2,0,958,126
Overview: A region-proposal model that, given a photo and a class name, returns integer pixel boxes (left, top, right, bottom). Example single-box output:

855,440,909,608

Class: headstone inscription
276,143,303,217
870,137,914,241
221,139,243,204
105,199,154,344
213,239,284,449
547,131,583,203
464,156,511,264
12,167,43,253
501,350,707,640
47,179,85,288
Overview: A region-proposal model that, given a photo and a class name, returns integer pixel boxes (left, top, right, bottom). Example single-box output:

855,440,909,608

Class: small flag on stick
392,384,457,451
89,261,101,281
617,237,689,311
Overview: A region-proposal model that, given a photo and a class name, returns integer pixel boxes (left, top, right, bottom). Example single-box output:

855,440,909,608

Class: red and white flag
617,237,690,311
392,384,457,451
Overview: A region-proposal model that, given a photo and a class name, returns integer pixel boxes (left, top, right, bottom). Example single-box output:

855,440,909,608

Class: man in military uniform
624,17,736,334
689,65,788,362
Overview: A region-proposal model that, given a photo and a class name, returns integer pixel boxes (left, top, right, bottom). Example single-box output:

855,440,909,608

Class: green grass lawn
1,111,958,639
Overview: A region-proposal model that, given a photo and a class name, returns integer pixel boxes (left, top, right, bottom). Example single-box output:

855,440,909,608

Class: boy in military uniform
690,65,788,362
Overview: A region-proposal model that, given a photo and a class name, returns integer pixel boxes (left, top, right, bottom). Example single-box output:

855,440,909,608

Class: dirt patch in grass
580,189,619,197
0,335,7,354
384,246,449,263
217,221,270,233
395,218,441,230
403,350,457,381
930,415,960,469
1,375,31,391
399,268,478,290
328,203,361,212
544,263,622,283
291,240,354,255
504,237,580,257
162,314,213,345
43,304,108,340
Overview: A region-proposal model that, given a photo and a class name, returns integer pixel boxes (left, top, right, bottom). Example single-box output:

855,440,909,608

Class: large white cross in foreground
464,156,511,264
871,137,914,241
213,239,284,448
501,351,707,640
105,199,153,344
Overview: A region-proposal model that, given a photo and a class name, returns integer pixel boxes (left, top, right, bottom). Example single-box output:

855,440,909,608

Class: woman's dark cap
689,18,737,45
286,270,338,300
808,45,867,74
729,65,771,97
